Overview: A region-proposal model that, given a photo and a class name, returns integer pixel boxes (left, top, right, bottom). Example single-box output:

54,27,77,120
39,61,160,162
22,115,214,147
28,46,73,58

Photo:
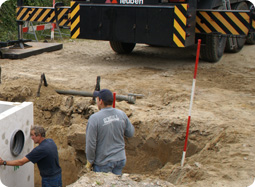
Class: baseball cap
93,89,113,102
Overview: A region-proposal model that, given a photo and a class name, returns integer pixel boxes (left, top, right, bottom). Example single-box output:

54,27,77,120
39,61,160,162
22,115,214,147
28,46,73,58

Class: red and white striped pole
181,39,201,167
51,0,56,40
113,92,116,108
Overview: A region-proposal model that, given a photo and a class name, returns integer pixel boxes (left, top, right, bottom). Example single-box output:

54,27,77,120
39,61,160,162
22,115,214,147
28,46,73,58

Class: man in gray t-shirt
85,89,135,175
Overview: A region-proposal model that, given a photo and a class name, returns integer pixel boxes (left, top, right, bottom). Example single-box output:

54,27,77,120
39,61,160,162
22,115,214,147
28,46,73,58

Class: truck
16,0,255,62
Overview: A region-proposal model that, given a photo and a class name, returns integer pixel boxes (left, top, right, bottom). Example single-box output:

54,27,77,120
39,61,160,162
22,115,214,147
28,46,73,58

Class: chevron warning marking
173,4,188,47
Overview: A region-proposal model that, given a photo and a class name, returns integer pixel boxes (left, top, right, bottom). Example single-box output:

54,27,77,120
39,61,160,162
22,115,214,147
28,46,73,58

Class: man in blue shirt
0,125,62,187
86,89,135,175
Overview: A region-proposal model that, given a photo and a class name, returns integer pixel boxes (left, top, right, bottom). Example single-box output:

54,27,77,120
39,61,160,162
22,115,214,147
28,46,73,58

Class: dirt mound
67,172,175,187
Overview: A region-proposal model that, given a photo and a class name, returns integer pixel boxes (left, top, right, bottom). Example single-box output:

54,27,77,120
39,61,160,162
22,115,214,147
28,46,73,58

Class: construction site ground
0,39,255,187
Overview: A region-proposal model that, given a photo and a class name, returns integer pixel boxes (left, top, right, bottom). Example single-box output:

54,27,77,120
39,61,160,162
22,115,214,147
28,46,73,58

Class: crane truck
16,0,255,62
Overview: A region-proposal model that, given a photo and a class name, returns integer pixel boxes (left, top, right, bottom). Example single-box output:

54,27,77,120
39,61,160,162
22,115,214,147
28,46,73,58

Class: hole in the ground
0,87,206,186
124,136,201,174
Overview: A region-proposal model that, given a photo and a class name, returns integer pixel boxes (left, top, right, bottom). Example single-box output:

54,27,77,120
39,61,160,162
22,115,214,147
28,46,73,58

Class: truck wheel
225,2,248,52
246,3,255,44
110,41,136,54
246,33,255,44
200,34,227,63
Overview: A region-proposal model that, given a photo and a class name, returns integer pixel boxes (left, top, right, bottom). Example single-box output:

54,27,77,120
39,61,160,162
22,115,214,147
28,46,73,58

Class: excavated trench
38,95,206,186
124,136,201,174
0,84,207,186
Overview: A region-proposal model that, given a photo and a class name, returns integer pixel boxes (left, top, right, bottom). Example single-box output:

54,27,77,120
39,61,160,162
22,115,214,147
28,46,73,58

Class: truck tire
110,41,136,54
246,33,255,44
200,34,227,63
246,2,255,44
225,2,249,53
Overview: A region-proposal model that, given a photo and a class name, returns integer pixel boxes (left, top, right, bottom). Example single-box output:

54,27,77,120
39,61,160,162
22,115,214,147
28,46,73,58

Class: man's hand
85,161,92,172
0,157,4,165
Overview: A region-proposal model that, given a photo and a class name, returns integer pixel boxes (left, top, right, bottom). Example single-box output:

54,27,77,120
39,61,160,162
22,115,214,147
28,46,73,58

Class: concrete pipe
55,90,136,104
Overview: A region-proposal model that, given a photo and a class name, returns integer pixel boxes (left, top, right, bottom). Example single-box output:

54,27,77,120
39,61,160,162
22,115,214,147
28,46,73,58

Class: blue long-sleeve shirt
86,107,134,166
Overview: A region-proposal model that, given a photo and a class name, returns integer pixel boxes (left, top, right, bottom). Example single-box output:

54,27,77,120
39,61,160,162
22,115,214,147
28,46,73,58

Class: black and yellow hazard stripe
173,4,188,47
17,7,55,23
56,7,70,27
252,17,255,31
70,2,80,39
17,6,70,27
196,10,250,35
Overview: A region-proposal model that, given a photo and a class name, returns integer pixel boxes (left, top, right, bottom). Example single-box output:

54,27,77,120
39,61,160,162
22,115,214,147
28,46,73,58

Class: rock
43,111,51,119
116,101,133,117
20,86,32,97
67,124,86,151
60,96,74,114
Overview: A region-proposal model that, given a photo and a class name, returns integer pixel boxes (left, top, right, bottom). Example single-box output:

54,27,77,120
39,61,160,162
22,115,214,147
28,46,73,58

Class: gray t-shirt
86,107,134,166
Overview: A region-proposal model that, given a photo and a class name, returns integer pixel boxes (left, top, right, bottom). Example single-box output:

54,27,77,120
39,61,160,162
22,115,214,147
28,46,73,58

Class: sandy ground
0,39,255,187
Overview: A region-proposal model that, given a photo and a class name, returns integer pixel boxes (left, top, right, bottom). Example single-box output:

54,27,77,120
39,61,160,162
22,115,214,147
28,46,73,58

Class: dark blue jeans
42,173,62,187
93,159,126,175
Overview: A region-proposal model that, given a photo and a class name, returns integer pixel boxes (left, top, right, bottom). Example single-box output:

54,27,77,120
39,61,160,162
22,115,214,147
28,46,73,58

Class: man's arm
85,120,97,164
124,117,135,137
0,157,30,166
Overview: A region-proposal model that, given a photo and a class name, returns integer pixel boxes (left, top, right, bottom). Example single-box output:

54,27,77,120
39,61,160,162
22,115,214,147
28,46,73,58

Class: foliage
0,0,17,41
0,0,71,42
